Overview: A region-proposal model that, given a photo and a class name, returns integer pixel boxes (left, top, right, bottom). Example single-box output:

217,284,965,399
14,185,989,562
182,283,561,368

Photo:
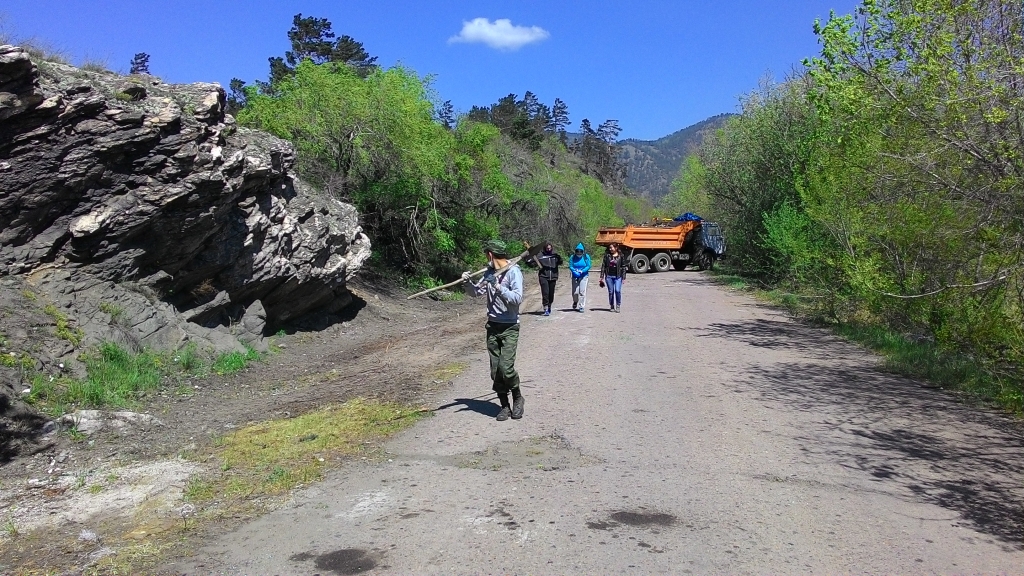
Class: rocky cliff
0,45,371,364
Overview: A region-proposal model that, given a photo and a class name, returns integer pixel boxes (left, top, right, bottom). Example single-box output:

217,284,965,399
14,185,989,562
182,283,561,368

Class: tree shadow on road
697,318,1024,550
697,318,859,362
435,397,502,418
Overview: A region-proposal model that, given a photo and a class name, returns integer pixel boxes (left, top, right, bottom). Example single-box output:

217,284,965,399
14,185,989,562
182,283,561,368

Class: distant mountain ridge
618,114,734,201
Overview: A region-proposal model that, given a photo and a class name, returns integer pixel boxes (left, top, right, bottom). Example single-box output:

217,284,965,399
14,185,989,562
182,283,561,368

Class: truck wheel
696,251,715,271
630,253,650,274
695,252,708,271
651,252,671,273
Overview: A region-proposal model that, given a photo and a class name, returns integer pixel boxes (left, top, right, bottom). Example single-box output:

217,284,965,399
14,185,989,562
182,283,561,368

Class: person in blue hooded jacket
568,243,591,312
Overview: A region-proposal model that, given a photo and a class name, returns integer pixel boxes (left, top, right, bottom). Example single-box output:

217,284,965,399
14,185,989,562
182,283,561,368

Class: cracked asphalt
173,272,1024,575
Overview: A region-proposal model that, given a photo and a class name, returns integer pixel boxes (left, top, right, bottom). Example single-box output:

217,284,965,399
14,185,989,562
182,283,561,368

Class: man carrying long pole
462,240,526,421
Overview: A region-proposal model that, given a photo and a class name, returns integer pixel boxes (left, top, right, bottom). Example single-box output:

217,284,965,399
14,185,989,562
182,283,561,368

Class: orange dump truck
594,218,726,273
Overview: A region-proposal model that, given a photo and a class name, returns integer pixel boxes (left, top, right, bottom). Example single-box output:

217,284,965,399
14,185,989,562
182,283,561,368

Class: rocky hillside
0,45,371,424
618,114,733,200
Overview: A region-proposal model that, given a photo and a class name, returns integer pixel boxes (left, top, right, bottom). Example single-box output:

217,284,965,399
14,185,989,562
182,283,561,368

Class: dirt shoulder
0,276,507,574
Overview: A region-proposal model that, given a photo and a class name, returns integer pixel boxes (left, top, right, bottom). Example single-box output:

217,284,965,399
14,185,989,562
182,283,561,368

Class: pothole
446,434,601,472
586,509,679,531
290,548,380,575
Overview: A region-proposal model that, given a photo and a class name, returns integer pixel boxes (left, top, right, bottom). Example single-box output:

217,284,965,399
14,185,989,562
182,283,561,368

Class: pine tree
227,78,248,113
596,120,622,143
490,94,520,131
437,100,456,129
549,98,570,143
268,14,378,84
129,52,150,75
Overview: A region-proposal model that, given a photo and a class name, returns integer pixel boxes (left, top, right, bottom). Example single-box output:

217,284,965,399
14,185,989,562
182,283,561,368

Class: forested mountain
618,114,733,200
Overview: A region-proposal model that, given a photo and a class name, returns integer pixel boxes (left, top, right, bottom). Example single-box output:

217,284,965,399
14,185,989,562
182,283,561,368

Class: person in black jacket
600,243,627,312
532,243,563,316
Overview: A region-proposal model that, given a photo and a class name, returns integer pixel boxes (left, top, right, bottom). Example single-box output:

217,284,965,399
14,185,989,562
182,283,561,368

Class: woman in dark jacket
600,243,627,312
533,243,563,316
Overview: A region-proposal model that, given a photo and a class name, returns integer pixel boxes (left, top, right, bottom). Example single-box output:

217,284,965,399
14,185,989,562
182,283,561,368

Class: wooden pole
406,245,537,300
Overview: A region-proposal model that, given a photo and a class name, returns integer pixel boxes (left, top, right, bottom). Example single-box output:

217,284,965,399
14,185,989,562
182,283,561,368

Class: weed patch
0,352,33,370
43,304,84,346
212,346,260,375
26,342,213,414
98,301,125,324
187,399,425,504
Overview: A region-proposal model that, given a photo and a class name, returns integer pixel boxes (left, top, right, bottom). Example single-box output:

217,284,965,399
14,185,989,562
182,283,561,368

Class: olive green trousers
486,322,520,393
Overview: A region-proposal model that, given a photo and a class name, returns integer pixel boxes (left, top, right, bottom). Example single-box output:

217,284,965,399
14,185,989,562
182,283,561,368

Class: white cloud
448,18,550,51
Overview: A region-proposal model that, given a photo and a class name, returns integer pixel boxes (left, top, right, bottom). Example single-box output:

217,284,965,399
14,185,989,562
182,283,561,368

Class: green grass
212,346,260,375
188,399,426,502
26,342,261,415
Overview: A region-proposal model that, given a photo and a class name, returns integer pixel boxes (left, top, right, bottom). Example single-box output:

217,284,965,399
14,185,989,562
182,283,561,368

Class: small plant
21,290,37,302
88,484,103,494
189,279,218,303
267,466,288,483
74,474,87,489
183,476,213,502
4,513,18,538
98,301,126,324
174,343,204,373
43,303,84,346
0,352,33,370
65,425,86,442
212,346,260,375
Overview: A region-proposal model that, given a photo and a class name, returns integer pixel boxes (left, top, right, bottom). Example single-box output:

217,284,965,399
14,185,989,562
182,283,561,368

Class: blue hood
569,244,591,277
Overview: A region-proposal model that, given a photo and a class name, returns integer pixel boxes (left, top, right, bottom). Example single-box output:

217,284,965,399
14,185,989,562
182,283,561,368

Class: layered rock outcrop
0,45,371,357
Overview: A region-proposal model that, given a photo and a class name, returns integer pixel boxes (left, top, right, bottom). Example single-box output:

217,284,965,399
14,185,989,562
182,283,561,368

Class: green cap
482,239,508,257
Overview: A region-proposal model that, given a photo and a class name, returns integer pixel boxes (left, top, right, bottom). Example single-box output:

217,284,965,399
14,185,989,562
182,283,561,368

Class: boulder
0,46,372,357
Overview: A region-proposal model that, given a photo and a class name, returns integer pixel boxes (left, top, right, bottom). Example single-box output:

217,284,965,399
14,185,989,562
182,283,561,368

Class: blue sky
2,0,858,140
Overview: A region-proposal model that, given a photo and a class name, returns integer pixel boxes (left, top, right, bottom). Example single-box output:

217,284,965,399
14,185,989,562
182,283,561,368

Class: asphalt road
177,272,1024,575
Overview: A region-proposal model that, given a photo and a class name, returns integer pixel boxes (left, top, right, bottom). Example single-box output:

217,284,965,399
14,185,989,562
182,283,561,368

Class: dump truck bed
594,221,699,250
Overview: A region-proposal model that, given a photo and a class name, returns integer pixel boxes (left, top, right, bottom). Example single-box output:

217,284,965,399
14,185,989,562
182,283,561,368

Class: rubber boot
510,388,524,420
496,393,511,421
